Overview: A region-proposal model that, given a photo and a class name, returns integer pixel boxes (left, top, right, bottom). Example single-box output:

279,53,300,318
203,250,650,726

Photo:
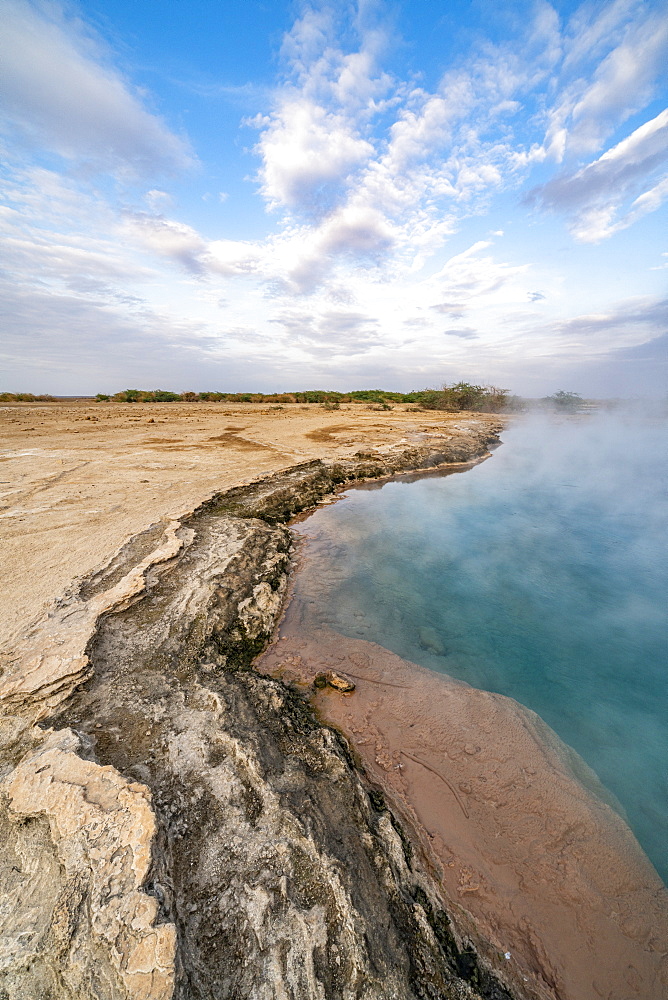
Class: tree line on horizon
0,385,586,412
97,383,516,411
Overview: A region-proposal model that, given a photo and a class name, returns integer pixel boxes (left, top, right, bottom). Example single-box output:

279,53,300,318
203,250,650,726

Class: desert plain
0,398,472,648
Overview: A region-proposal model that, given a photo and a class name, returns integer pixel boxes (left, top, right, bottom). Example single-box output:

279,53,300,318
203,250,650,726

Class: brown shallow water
257,583,668,1000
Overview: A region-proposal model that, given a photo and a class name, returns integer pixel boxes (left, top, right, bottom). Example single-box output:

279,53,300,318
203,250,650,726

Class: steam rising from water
293,410,668,882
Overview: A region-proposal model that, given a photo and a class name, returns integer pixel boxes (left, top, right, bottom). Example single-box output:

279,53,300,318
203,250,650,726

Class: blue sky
1,0,666,396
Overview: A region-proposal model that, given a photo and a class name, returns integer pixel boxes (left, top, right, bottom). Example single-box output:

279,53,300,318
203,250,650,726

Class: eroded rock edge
0,425,517,1000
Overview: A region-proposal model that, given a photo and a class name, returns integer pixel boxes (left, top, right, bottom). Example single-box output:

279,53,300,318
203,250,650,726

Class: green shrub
152,390,180,402
543,390,583,412
415,382,509,412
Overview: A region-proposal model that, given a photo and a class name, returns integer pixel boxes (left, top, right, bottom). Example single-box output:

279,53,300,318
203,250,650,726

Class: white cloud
535,295,668,357
529,108,668,241
0,0,193,176
538,5,668,162
250,3,395,217
121,214,211,275
1,0,666,397
270,307,382,357
252,97,374,213
428,240,528,309
250,0,619,286
561,0,640,72
121,212,264,278
442,327,478,339
146,189,173,211
567,12,668,154
279,203,396,293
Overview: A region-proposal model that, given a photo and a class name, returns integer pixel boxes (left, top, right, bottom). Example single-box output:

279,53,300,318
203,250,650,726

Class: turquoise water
293,414,668,883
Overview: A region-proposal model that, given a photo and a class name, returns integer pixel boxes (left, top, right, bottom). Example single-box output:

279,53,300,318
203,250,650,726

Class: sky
0,0,666,397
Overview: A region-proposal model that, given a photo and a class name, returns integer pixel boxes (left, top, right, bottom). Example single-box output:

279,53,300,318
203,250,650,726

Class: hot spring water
292,413,668,883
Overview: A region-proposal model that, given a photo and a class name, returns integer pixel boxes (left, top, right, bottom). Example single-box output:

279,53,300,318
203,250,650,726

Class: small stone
313,671,355,692
325,670,356,692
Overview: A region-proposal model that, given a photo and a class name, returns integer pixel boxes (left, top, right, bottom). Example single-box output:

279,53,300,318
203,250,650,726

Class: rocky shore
0,422,518,999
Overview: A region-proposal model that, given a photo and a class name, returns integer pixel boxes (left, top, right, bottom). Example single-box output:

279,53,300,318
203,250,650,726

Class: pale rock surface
0,520,185,722
0,718,175,1000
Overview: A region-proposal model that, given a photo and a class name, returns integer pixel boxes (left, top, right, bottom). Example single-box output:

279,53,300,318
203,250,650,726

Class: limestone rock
0,720,175,1000
0,520,186,723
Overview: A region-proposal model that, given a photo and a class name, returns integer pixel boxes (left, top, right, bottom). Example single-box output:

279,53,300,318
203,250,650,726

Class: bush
151,390,180,402
544,390,583,412
295,390,343,403
0,392,55,402
415,382,509,412
349,389,404,403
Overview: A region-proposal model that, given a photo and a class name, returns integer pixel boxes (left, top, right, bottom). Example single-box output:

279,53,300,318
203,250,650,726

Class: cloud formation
0,0,193,176
529,108,668,241
1,0,666,396
246,0,668,294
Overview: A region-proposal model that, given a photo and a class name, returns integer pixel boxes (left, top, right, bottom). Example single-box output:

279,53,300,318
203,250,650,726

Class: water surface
292,413,668,882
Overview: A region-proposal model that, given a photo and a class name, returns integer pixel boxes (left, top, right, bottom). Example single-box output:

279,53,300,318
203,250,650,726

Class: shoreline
1,417,516,1000
257,617,668,1000
3,410,665,998
255,442,668,999
0,400,501,651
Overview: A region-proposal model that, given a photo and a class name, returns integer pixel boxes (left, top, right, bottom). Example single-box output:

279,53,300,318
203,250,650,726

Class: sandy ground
0,400,475,650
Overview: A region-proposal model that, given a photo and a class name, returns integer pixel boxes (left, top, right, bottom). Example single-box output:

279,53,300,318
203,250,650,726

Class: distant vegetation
93,388,414,404
543,390,584,411
504,390,588,413
0,392,56,402
89,383,511,412
412,383,509,412
1,386,591,414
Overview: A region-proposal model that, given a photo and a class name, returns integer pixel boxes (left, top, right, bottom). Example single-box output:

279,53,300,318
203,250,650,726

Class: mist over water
293,412,668,883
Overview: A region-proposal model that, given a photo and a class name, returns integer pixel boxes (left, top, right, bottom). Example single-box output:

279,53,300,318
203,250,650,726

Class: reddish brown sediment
257,617,668,1000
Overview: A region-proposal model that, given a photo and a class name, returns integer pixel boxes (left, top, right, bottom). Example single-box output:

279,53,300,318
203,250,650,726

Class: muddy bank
0,425,516,999
257,622,668,1000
